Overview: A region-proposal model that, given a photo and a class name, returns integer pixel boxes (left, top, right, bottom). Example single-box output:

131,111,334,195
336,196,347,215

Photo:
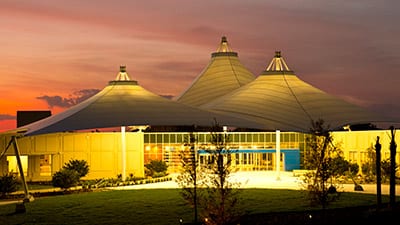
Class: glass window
40,155,51,176
290,133,296,142
282,133,288,142
156,134,163,143
259,133,265,142
247,133,252,143
240,134,246,142
150,134,156,143
253,134,259,142
170,134,176,143
163,134,170,143
198,134,205,143
232,133,239,143
177,134,183,143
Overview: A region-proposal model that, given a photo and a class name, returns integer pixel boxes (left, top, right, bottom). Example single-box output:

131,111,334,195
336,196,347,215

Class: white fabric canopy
175,36,255,107
201,52,390,131
19,79,267,136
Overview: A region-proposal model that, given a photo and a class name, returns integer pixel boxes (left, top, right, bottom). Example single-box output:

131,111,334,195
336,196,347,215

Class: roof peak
262,51,295,75
211,36,238,57
216,36,233,53
109,66,138,85
115,65,131,81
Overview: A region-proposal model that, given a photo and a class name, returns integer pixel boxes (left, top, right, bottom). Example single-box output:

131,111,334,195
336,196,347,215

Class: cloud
0,114,16,121
37,89,100,108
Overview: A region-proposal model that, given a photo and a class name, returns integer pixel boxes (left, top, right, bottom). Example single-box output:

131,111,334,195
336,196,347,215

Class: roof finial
120,65,126,73
221,36,227,43
264,51,294,74
215,35,234,53
115,65,131,81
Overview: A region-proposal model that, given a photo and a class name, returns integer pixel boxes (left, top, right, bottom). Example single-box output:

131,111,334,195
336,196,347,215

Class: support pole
11,136,34,202
121,126,126,182
375,136,382,209
276,130,281,180
389,126,396,209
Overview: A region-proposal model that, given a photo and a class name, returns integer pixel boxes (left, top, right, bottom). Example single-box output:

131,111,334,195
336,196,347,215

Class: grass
0,188,395,225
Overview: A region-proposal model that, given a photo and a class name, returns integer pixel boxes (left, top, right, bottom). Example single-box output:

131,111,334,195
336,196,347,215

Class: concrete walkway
112,171,400,196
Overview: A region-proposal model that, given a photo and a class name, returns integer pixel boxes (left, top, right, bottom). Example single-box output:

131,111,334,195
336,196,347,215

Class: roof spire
211,36,238,57
263,51,294,74
115,65,131,81
216,36,233,53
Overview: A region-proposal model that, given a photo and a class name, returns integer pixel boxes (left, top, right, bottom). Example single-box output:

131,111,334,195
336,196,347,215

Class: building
0,37,398,182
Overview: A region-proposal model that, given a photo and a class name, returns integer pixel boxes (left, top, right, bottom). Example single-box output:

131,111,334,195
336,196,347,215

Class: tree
361,145,377,183
177,121,242,225
176,133,203,224
303,119,342,208
201,120,242,225
361,143,398,184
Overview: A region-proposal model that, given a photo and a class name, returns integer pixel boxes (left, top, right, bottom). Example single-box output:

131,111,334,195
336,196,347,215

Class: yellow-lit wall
2,132,144,181
1,129,399,181
332,130,400,166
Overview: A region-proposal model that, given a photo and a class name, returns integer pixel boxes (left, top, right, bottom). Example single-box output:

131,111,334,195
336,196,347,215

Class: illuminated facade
1,129,399,182
144,131,305,172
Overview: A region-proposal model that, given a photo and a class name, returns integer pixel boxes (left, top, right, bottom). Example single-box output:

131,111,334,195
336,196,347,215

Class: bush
0,173,20,197
145,160,168,177
52,169,80,189
63,159,89,178
52,159,90,189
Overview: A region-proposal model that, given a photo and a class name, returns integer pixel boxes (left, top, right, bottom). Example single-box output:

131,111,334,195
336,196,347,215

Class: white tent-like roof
175,36,255,107
201,51,389,131
18,66,267,136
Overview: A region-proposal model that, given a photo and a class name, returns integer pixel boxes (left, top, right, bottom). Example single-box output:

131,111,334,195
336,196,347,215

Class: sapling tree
303,119,342,208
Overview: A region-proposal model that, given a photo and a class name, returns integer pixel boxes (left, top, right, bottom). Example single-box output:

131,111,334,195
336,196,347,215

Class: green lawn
0,188,393,225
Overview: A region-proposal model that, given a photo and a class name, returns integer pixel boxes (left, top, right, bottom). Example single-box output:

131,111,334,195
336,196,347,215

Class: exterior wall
332,130,400,167
1,129,398,181
1,132,145,182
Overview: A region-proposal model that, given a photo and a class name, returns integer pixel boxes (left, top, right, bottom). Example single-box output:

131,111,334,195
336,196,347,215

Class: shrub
0,173,20,197
63,159,89,178
52,169,80,189
145,160,168,177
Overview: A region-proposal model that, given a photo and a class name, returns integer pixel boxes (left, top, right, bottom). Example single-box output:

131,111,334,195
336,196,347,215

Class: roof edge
211,52,238,57
261,71,296,76
108,80,138,85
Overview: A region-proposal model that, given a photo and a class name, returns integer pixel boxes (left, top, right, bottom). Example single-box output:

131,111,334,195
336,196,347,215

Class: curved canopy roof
175,36,255,107
19,66,266,136
201,51,389,131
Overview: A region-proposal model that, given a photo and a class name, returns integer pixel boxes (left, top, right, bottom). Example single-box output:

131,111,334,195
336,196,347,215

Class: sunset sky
1,0,399,131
